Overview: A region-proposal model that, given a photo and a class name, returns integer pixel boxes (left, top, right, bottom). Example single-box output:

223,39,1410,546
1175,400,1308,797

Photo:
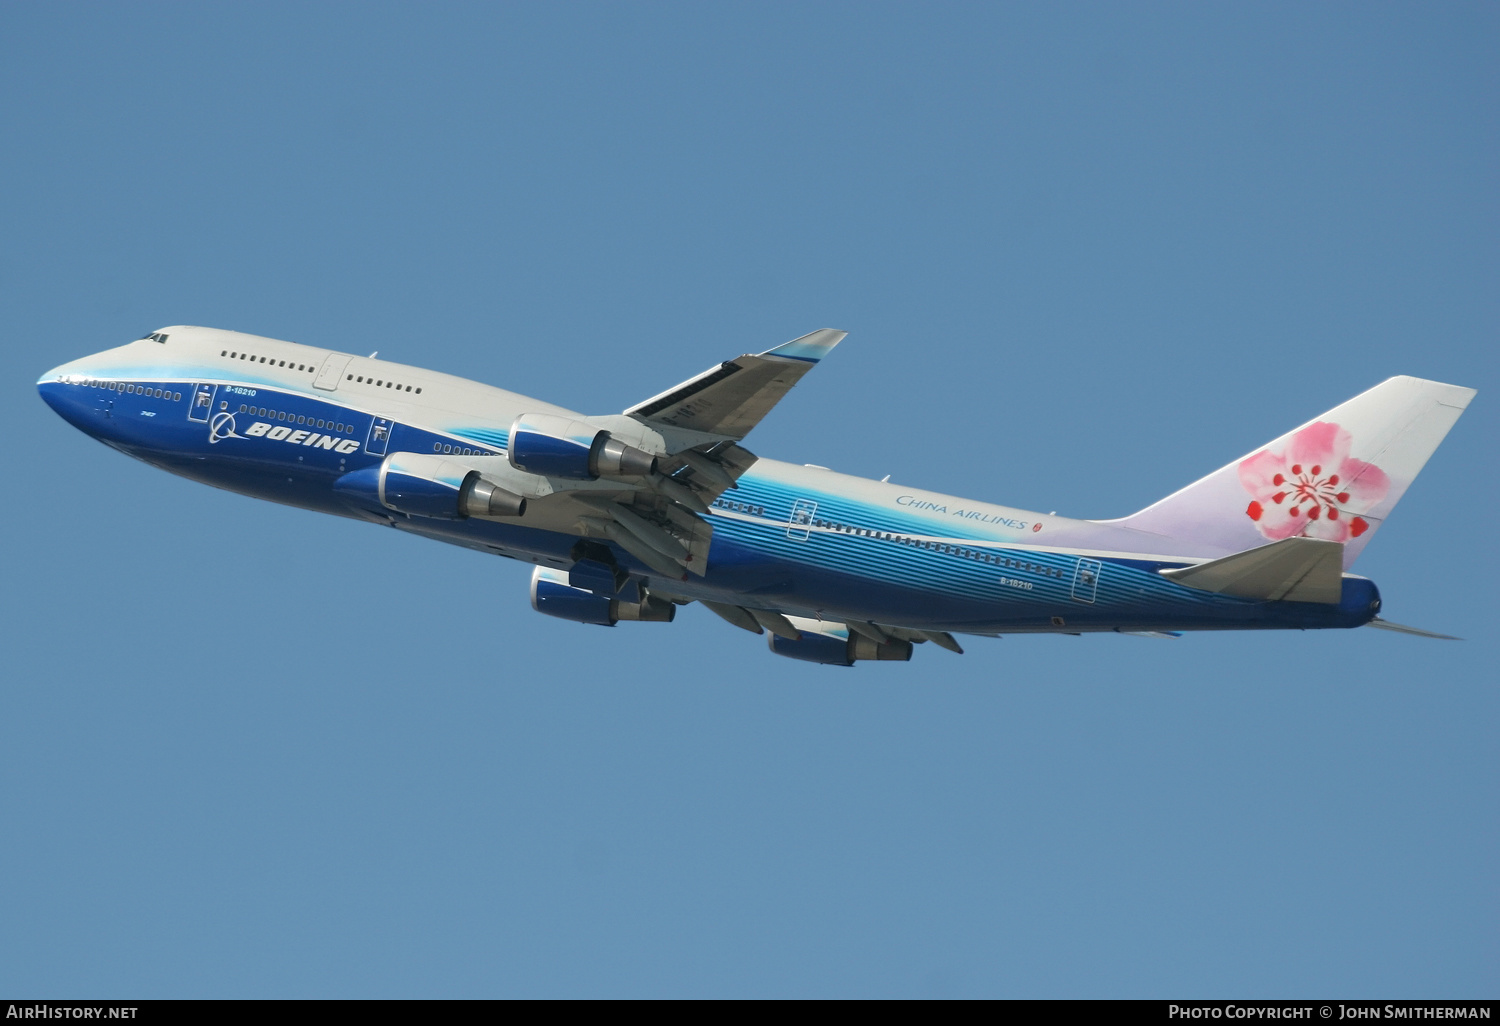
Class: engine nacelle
333,452,526,520
530,566,676,626
767,617,913,666
508,413,657,481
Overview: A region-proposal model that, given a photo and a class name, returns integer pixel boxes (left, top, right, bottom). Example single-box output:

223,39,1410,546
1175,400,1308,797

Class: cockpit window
135,332,169,343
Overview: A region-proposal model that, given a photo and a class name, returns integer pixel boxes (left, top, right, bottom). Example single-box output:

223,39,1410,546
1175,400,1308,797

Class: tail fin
1109,376,1476,568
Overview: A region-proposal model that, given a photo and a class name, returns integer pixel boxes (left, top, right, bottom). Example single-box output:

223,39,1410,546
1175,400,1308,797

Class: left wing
692,602,967,656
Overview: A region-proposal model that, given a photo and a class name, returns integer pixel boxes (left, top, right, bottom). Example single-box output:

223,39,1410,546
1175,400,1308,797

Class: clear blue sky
3,2,1495,998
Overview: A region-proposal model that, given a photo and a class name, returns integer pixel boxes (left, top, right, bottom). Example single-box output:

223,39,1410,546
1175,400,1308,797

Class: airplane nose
37,367,99,432
39,374,76,419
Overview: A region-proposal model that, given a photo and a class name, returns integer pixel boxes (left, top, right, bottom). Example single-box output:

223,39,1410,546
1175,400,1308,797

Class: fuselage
38,326,1380,636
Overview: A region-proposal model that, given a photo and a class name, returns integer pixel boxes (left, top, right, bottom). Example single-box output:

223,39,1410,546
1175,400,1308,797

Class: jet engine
530,566,676,626
334,452,527,520
508,413,658,480
767,617,913,666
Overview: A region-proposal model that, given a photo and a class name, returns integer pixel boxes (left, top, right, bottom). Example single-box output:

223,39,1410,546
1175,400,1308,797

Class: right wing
424,332,846,583
623,329,845,440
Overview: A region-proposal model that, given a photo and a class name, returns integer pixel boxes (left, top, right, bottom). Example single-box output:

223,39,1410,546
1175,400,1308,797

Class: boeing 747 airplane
38,327,1474,664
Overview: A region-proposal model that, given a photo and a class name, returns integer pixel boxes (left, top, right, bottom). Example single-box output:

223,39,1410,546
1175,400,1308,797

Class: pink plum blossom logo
1237,421,1390,542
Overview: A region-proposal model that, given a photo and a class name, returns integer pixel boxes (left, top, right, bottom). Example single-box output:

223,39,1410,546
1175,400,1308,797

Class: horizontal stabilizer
1366,617,1460,640
1159,536,1345,604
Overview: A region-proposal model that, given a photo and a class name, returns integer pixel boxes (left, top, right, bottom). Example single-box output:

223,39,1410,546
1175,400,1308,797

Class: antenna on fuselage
368,351,378,358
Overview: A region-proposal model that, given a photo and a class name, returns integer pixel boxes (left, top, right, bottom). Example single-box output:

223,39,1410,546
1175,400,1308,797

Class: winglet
762,329,846,364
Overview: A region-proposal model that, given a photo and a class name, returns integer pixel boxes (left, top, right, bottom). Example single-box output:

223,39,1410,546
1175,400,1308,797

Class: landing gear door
314,354,351,391
188,383,216,423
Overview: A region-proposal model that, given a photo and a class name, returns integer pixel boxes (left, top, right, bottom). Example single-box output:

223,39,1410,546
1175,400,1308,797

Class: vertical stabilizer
1108,376,1475,567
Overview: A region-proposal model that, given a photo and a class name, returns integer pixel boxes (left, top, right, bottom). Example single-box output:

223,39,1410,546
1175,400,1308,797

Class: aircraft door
787,498,817,541
188,383,216,423
365,416,393,456
314,354,351,391
1071,558,1102,603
